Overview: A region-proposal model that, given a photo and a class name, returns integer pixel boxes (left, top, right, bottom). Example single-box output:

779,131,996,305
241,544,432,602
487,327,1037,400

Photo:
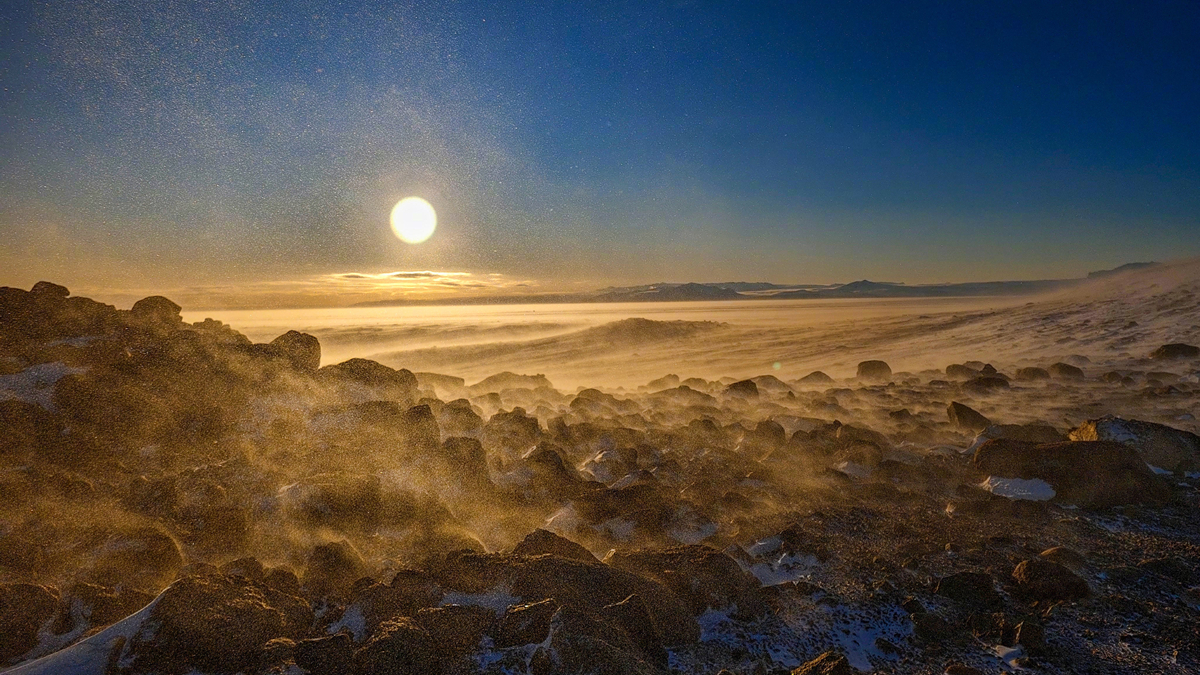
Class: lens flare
390,197,437,244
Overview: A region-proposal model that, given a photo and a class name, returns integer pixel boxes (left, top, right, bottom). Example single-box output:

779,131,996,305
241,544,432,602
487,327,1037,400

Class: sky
1,0,1199,307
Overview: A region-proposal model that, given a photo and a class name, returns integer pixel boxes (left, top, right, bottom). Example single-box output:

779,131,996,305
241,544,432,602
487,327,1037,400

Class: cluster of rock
2,282,1199,674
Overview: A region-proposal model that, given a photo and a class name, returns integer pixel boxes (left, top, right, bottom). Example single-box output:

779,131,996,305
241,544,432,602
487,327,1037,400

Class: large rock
962,375,1009,394
945,364,977,381
601,594,668,669
1069,415,1200,473
269,330,321,371
935,571,1001,609
972,439,1169,508
978,424,1066,444
130,296,182,326
947,401,991,432
0,583,59,664
1149,343,1199,360
543,605,661,675
856,360,892,382
1011,559,1089,602
30,280,70,299
724,379,759,397
511,529,597,562
797,370,833,384
125,574,311,674
344,572,441,637
433,550,700,646
1015,367,1051,381
604,545,764,617
302,540,369,599
295,633,353,675
494,598,558,648
318,358,417,395
353,616,437,673
415,605,494,657
1047,362,1085,380
281,473,385,533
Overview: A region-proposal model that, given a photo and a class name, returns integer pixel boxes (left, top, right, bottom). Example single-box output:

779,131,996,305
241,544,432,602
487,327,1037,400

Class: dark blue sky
2,0,1198,302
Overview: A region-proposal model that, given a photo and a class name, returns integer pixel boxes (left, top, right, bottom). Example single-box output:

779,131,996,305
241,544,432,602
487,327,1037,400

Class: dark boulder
1150,343,1200,360
1047,362,1085,380
295,633,354,675
302,540,369,600
542,605,661,675
433,550,700,646
346,572,441,636
1014,620,1047,655
1015,366,1051,381
494,598,559,648
601,594,668,669
935,571,1001,609
1039,546,1087,570
945,364,977,381
981,424,1066,444
30,280,70,299
972,439,1169,508
1011,559,1089,602
512,529,598,562
480,407,543,460
415,604,494,657
269,330,321,371
439,401,484,437
724,379,759,397
1070,415,1200,473
1137,557,1198,586
963,375,1009,394
856,360,892,382
219,556,266,582
604,545,764,617
125,574,311,675
318,358,417,394
797,370,834,384
130,295,183,327
353,616,437,674
264,567,302,595
947,401,991,432
281,473,385,533
911,612,955,642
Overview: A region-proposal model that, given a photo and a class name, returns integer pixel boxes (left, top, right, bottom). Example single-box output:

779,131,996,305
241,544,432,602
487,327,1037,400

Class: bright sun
390,197,437,244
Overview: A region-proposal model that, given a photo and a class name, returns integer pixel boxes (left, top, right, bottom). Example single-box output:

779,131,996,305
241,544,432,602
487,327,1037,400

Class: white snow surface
440,586,522,615
1,596,159,675
325,603,367,641
680,597,911,673
979,476,1056,501
0,362,87,410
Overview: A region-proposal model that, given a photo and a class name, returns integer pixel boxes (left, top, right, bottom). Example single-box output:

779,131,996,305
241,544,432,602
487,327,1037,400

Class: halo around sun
390,197,437,244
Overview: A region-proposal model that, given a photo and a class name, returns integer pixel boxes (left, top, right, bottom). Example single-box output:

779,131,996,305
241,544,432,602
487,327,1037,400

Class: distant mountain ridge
1087,262,1159,278
353,262,1159,307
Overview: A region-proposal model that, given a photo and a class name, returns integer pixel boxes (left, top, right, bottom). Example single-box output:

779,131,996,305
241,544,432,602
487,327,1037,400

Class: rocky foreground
2,281,1200,675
